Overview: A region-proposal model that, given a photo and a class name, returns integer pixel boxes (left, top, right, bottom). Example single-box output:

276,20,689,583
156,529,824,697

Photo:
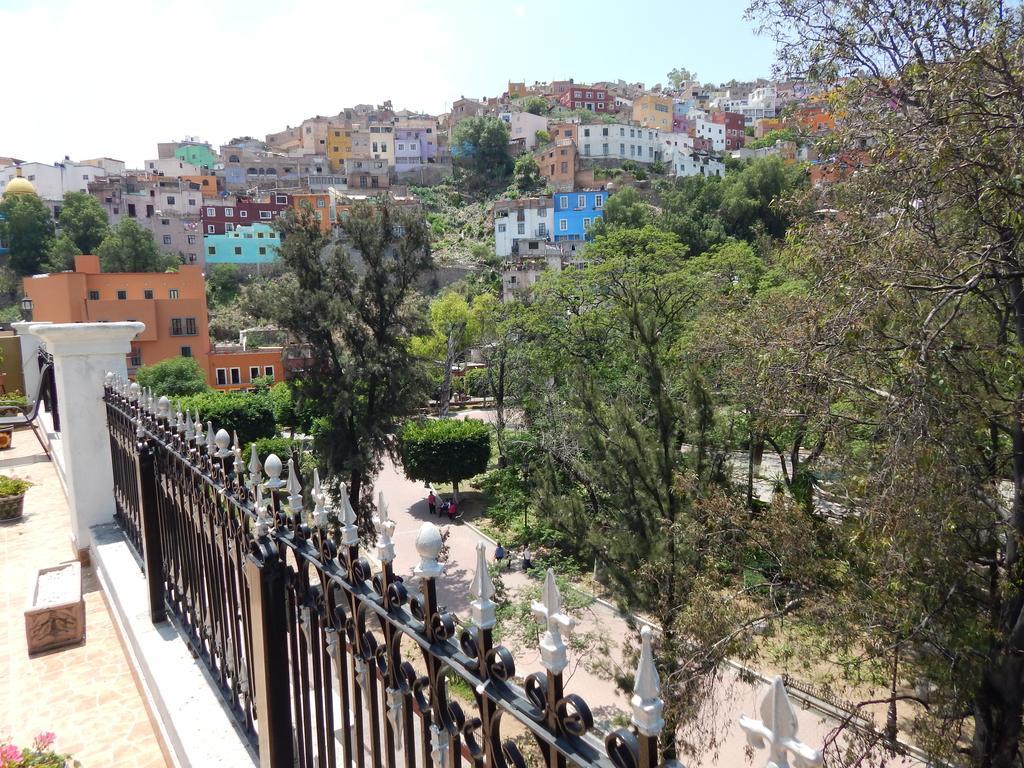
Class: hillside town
5,1,1020,766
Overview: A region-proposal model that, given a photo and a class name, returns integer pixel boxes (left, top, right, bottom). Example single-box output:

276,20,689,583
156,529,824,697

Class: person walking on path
427,489,437,516
522,545,532,571
495,542,506,570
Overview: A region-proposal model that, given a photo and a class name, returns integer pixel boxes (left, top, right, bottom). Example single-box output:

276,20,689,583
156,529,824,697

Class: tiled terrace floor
0,427,169,767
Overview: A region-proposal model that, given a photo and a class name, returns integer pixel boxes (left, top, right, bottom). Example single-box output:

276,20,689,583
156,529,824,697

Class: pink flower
1,743,24,764
33,732,55,749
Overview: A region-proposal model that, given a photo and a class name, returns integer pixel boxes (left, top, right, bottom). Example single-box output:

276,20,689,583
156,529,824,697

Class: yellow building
328,126,354,172
632,94,673,131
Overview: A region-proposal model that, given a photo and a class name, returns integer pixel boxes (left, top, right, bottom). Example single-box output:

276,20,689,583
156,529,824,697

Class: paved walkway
0,428,168,767
375,410,923,767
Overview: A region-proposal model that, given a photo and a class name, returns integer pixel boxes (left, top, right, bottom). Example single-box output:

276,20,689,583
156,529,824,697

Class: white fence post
29,321,145,560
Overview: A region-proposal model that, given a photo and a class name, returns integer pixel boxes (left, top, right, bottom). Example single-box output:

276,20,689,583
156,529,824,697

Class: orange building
796,102,835,133
23,255,283,389
179,174,220,198
292,193,332,232
208,347,285,390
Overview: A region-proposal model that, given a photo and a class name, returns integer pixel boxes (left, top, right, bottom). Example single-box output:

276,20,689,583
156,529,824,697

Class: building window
187,234,197,245
88,290,99,300
207,225,215,234
260,211,272,220
275,195,288,204
171,318,183,335
538,207,547,217
559,195,568,208
184,317,196,335
225,207,234,217
497,223,506,233
181,346,192,358
129,346,142,367
117,290,127,300
249,366,260,381
583,145,590,156
603,143,609,155
163,235,172,245
620,143,625,154
225,223,235,232
216,368,227,386
257,231,264,239
317,198,325,208
583,128,590,137
234,246,242,255
264,366,274,379
169,289,179,299
161,218,170,226
167,196,175,205
583,217,591,229
240,210,248,218
258,247,267,255
602,127,609,136
517,222,525,235
230,368,241,385
577,195,586,208
144,289,154,299
560,162,568,173
188,199,196,206
559,220,568,232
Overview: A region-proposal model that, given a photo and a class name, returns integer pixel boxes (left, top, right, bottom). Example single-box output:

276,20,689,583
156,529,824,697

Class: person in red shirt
427,490,437,516
447,498,458,520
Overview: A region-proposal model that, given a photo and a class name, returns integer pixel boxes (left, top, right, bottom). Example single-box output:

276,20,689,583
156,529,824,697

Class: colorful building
174,143,217,171
552,190,606,242
534,140,577,192
23,254,283,388
710,111,746,151
557,85,609,112
632,94,673,131
493,197,552,257
328,126,355,172
202,195,291,235
292,192,332,232
576,123,661,163
204,223,281,265
179,174,219,198
796,102,835,133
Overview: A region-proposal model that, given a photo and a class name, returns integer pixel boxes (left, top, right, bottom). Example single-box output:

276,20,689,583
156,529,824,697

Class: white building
144,157,204,177
499,111,549,150
493,197,552,257
0,160,108,217
576,123,661,163
80,157,126,176
661,132,695,157
669,149,725,178
694,118,727,152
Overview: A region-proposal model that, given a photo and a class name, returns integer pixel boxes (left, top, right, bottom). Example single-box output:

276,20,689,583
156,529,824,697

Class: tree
0,193,53,275
413,291,489,417
450,116,512,186
57,191,109,254
599,186,652,230
97,219,177,272
534,129,551,145
207,264,243,307
245,204,431,524
180,390,277,446
135,357,210,397
745,1,1024,764
524,96,549,116
43,234,81,273
512,153,544,196
397,418,491,500
667,67,697,88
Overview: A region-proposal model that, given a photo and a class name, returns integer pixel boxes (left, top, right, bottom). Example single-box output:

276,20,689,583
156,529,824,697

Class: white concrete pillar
29,322,145,559
11,321,51,404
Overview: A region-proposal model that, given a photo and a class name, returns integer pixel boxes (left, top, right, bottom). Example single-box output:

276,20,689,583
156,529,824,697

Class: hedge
179,390,277,446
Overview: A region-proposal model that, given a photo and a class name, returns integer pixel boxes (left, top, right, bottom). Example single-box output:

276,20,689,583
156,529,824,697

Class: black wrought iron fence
37,346,59,432
102,376,675,768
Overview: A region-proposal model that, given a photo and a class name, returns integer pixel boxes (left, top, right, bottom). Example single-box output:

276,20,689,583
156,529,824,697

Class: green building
174,143,217,171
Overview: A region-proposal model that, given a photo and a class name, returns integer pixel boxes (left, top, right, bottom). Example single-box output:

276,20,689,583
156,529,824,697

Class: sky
0,0,778,169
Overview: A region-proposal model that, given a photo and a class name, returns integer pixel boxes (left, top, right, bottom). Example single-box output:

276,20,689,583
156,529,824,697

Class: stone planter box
25,561,85,654
0,491,25,521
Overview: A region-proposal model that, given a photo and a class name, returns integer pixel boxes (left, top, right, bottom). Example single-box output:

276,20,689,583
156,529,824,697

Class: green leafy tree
0,193,54,275
450,116,512,186
512,153,544,195
43,234,81,272
135,357,210,397
180,390,277,446
97,219,177,272
413,291,486,417
397,418,491,500
745,0,1024,764
57,191,109,254
667,67,696,87
524,96,549,115
534,129,551,145
206,264,243,307
245,204,432,524
598,186,652,230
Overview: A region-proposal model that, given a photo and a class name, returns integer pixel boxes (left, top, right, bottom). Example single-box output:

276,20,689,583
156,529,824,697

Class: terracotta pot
0,493,26,521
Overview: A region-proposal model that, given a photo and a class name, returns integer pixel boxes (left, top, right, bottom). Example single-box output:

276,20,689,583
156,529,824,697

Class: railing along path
103,374,820,768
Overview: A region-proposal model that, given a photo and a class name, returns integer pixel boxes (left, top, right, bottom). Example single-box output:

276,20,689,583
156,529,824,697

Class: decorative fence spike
129,381,140,401
374,490,396,562
339,482,359,547
631,626,664,736
429,723,448,768
470,541,496,628
175,402,186,433
254,485,272,537
531,569,575,674
311,469,327,529
194,412,206,447
184,410,195,440
206,422,216,456
104,372,114,386
264,453,285,490
286,458,303,514
386,687,404,741
414,523,444,578
247,444,262,490
214,429,232,459
158,396,170,420
739,677,823,768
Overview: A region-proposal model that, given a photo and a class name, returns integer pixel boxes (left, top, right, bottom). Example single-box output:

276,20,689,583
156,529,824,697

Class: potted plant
0,474,32,522
0,732,78,767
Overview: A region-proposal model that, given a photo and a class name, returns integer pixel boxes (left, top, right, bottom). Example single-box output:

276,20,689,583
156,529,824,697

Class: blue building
552,190,606,242
204,223,280,264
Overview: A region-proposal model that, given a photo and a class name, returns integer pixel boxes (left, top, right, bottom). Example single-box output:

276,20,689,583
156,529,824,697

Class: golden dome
4,169,35,197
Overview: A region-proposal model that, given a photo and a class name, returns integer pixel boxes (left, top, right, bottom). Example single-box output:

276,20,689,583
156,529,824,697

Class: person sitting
447,498,458,520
